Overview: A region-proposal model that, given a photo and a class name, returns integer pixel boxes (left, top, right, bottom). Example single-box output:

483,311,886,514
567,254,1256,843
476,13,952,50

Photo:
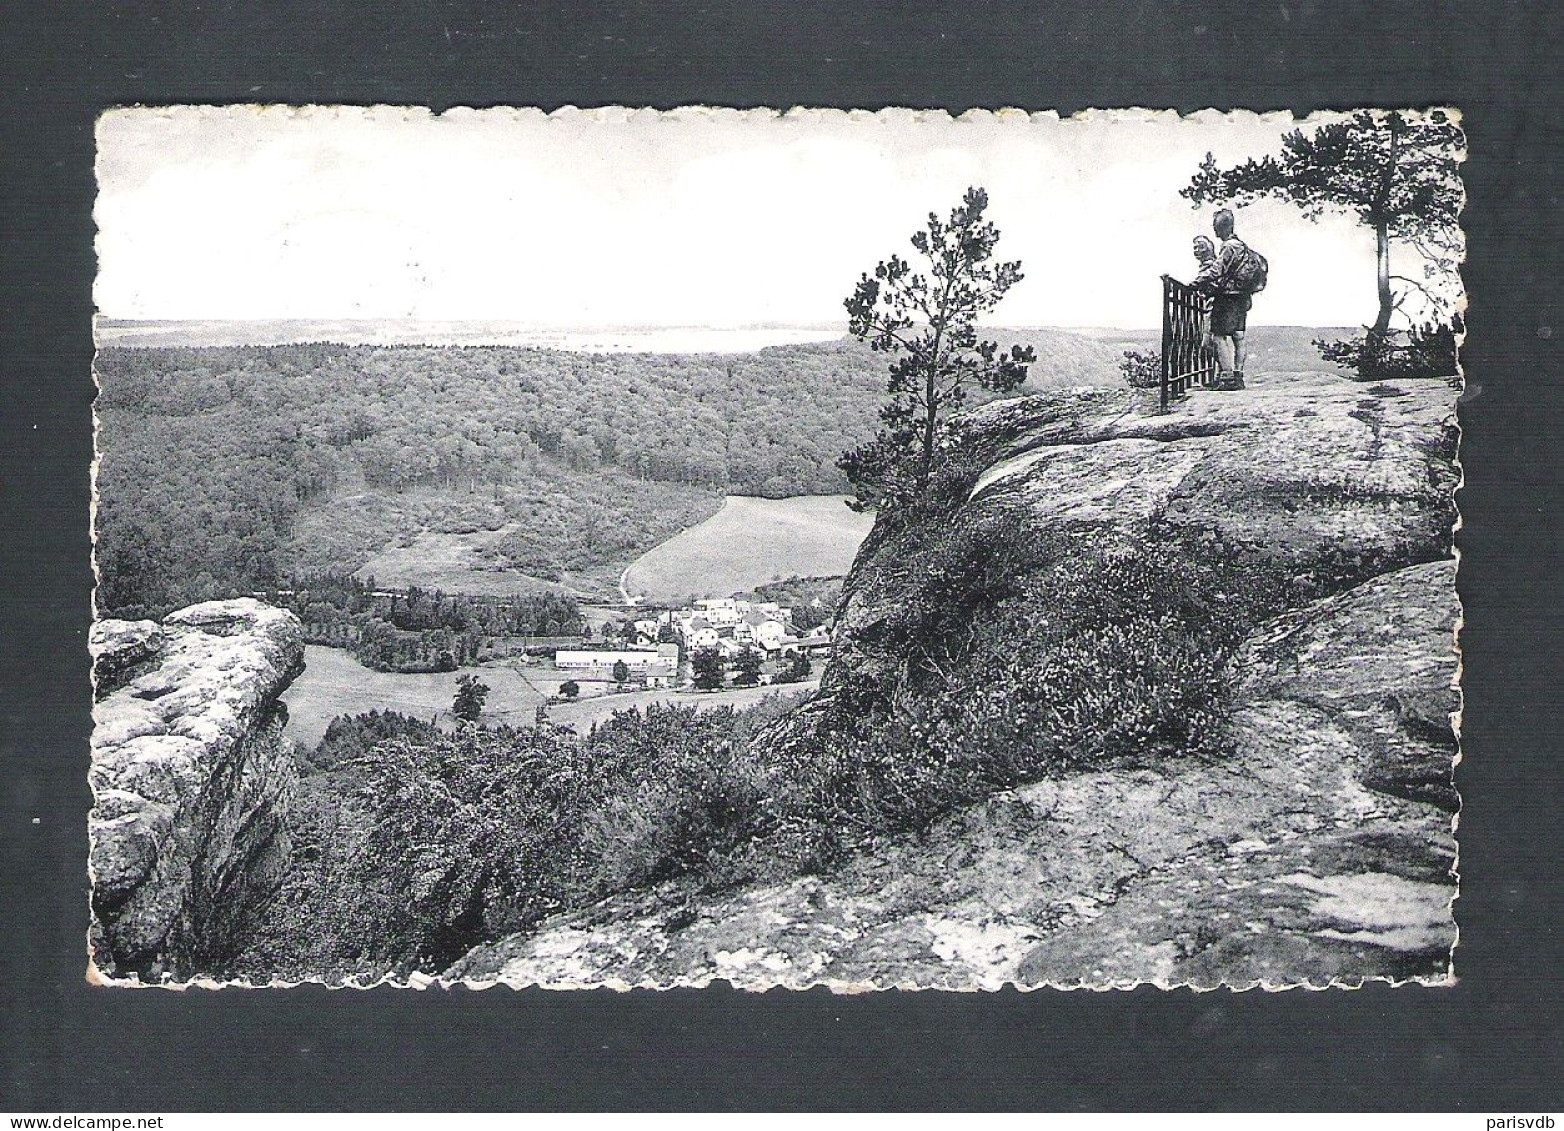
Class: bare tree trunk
1373,219,1394,337
920,369,937,489
1371,115,1400,339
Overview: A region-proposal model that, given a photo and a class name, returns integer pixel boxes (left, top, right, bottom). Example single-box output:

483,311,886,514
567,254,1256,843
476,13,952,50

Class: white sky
96,106,1386,330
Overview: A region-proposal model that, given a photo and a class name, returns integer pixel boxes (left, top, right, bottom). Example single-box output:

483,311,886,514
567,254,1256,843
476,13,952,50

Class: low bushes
736,518,1308,870
1119,348,1163,390
1314,318,1462,380
232,704,769,979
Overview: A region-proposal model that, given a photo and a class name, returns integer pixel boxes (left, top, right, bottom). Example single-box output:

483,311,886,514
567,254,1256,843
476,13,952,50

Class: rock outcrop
828,371,1458,694
450,371,1460,990
90,598,304,980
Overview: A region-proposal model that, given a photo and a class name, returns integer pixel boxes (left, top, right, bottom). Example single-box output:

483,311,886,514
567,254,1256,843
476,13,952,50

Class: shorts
1210,293,1252,336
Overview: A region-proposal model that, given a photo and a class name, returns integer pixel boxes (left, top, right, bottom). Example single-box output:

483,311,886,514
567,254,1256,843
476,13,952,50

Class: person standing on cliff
1191,235,1220,352
1203,207,1267,391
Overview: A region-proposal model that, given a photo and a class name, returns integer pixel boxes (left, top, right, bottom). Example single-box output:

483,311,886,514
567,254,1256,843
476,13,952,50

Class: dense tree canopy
265,575,583,673
95,332,1121,614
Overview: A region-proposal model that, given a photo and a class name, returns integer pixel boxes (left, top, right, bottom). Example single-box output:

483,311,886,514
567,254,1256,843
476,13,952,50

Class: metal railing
1160,274,1218,411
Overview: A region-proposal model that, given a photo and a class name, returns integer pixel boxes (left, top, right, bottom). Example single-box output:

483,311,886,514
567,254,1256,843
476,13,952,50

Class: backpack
1225,241,1269,295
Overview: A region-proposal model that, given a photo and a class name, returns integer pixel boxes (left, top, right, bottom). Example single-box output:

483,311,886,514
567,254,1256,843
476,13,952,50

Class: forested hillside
94,332,1123,615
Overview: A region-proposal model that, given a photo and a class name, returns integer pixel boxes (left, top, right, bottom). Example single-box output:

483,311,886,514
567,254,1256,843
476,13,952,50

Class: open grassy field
622,495,875,604
281,645,560,745
281,644,820,746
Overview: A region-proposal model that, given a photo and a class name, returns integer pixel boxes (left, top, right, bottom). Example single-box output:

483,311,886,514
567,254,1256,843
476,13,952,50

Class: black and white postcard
89,106,1464,990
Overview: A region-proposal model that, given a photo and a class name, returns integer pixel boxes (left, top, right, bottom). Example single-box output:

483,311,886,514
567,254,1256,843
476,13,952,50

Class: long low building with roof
553,644,679,686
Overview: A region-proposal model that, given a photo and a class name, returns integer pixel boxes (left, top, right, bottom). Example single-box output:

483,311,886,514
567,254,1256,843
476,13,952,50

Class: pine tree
839,187,1034,511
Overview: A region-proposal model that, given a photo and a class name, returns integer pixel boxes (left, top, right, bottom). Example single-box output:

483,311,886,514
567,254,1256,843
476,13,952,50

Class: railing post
1161,274,1222,402
1160,275,1174,413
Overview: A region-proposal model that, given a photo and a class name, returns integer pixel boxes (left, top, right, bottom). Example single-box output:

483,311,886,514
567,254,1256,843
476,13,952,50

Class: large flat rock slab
91,598,304,978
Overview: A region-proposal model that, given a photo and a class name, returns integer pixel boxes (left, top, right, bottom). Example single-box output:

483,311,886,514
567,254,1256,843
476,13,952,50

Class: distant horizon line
95,316,1355,333
95,316,1101,330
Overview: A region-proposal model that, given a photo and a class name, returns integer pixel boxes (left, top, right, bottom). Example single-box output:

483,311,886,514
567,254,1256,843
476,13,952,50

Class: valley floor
282,643,818,745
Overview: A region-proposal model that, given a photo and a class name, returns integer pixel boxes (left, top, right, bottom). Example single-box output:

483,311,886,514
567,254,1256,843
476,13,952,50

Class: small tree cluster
452,674,489,723
775,650,814,684
732,648,763,688
691,648,725,691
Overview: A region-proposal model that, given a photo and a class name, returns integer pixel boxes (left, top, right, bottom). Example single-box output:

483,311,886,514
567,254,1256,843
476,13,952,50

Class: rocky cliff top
451,371,1460,990
90,598,304,977
834,371,1456,676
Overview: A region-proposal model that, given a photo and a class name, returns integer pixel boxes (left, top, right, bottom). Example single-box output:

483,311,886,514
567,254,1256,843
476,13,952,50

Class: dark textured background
2,0,1560,1111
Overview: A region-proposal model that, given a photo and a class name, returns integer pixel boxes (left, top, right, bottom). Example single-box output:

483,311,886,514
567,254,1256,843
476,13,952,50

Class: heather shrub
234,704,764,978
576,705,762,891
744,521,1304,864
1314,318,1462,380
1118,348,1162,390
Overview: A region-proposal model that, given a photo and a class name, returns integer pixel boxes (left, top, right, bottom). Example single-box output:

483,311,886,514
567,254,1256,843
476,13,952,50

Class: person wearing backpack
1205,208,1268,391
